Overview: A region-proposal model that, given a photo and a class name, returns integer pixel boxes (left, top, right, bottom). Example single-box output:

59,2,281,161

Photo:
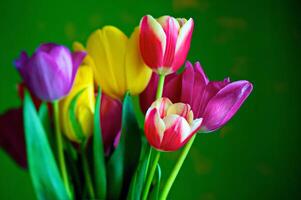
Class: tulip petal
0,108,27,168
73,42,96,72
194,61,209,84
14,52,29,83
48,46,74,83
181,117,203,145
202,80,253,132
27,52,70,101
139,73,158,114
37,43,58,53
100,94,122,154
14,51,29,71
125,28,152,95
181,62,195,104
87,26,128,99
190,118,203,134
166,102,192,123
149,97,172,118
164,73,182,103
71,51,86,84
171,18,194,72
140,15,166,69
73,41,85,52
194,78,230,118
157,16,180,67
60,65,95,142
160,114,191,151
144,108,166,149
72,51,86,71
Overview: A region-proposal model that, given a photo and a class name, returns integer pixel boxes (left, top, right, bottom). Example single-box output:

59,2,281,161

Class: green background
0,0,300,199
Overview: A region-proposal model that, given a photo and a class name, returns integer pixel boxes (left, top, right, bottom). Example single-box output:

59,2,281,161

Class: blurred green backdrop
1,0,300,199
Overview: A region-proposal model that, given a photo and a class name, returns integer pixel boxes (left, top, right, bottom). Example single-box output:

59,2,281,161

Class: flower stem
142,73,165,199
142,149,161,200
81,143,95,199
53,101,72,198
159,134,197,200
156,74,166,99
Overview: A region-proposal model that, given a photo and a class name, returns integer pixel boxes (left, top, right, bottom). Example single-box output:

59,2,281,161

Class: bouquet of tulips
0,15,253,200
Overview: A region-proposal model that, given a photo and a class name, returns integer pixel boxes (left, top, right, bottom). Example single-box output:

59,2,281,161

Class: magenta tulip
140,61,253,132
14,43,86,101
139,15,194,75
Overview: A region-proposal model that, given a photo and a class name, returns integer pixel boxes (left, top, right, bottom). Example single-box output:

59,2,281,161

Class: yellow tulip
86,26,152,100
59,44,95,142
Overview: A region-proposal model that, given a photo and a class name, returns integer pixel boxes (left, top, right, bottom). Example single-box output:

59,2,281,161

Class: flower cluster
0,14,252,200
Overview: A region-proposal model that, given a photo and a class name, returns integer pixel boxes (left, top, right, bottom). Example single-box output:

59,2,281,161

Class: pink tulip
144,98,202,151
140,61,253,133
139,15,194,75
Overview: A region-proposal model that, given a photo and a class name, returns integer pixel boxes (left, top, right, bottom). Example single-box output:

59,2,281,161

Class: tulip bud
144,98,202,151
139,15,194,75
14,43,86,101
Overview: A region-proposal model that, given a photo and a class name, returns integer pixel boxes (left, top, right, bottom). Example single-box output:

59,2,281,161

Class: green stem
156,74,166,99
159,134,197,200
144,147,152,181
53,101,72,198
141,73,165,199
142,150,161,200
81,144,95,199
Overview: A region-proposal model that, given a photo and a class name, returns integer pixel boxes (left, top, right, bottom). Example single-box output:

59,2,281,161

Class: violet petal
202,80,253,132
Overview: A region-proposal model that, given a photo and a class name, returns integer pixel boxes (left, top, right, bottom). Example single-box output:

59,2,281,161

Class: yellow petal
73,41,85,52
77,105,94,137
125,27,152,95
87,26,128,99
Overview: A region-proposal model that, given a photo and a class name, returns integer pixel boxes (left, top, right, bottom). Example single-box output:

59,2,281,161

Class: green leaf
38,103,50,130
93,89,107,199
38,103,54,150
106,138,124,200
64,140,82,199
122,93,142,185
68,89,86,141
131,95,145,129
127,138,151,200
23,92,69,200
106,92,142,199
150,164,162,200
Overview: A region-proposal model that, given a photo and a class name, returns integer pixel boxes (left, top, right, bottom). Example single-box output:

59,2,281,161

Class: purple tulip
14,43,86,101
140,61,253,132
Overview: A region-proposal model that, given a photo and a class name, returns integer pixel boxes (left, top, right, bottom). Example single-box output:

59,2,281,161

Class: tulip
60,42,122,153
140,61,253,133
59,61,95,142
14,43,86,101
86,26,152,100
144,98,202,151
139,15,194,75
100,93,122,154
0,108,27,168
